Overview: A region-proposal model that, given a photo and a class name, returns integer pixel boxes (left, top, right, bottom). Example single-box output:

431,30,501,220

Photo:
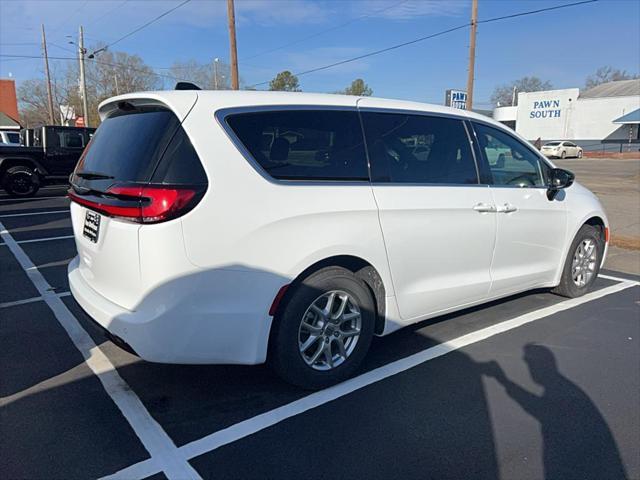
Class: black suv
0,125,95,197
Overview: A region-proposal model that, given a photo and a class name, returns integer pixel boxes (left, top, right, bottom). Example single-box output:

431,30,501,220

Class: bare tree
585,66,639,89
169,59,231,90
18,46,161,127
491,76,553,107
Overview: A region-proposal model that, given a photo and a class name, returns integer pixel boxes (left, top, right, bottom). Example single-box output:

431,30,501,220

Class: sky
1,0,639,108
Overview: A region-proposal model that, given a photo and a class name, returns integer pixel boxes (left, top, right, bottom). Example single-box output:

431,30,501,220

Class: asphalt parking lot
1,186,639,480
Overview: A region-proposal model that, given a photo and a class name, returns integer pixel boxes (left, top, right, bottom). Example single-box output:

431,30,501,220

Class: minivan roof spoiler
175,82,201,91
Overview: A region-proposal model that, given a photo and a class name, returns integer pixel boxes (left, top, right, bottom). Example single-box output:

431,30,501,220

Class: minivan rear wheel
552,224,603,298
270,267,375,389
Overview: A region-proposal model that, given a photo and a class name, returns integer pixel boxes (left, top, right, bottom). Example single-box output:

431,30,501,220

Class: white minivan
68,90,608,389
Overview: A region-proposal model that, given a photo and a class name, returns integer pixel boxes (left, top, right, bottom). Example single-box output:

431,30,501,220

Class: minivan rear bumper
68,256,278,365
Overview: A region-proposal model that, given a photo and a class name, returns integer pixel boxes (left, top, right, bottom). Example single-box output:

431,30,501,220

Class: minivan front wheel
553,224,603,298
270,267,375,389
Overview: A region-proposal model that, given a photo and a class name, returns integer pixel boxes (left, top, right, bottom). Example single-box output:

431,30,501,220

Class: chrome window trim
216,104,547,188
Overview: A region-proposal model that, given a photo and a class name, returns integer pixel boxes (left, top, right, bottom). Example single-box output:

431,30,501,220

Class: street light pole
213,58,219,90
78,25,90,127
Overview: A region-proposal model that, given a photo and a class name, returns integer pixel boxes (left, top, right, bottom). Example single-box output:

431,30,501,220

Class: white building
493,79,640,152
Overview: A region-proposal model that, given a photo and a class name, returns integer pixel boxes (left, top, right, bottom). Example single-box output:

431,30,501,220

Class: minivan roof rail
175,82,201,91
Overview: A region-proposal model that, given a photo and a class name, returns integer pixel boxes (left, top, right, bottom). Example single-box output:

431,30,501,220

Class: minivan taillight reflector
68,186,197,224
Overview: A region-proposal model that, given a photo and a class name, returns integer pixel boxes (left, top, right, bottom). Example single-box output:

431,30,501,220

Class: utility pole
227,0,239,90
41,24,55,125
78,25,90,127
511,85,517,106
213,58,219,89
465,0,478,111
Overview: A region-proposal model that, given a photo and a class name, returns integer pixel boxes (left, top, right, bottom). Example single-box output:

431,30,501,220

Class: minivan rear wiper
75,170,115,180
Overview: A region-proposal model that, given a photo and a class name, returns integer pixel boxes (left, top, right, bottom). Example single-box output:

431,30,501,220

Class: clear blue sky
1,0,639,107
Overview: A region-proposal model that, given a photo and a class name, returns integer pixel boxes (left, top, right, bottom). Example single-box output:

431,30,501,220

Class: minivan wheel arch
268,255,387,357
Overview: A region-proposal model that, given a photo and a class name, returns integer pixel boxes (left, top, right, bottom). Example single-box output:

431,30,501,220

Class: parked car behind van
541,141,583,159
68,91,608,389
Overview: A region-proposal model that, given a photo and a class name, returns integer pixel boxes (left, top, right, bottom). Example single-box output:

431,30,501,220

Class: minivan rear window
74,106,206,187
76,109,180,183
225,110,368,181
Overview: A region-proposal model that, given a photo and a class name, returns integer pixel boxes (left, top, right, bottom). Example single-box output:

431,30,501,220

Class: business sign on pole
445,89,467,110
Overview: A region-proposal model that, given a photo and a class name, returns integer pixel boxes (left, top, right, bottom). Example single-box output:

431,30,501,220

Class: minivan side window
360,112,478,184
225,110,368,181
473,123,548,187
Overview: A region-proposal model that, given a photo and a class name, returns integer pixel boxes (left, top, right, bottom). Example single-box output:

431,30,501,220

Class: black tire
269,266,375,390
2,165,40,197
578,150,583,159
552,224,603,298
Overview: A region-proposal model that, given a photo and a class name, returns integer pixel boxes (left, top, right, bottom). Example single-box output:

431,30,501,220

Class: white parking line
0,291,71,309
16,234,75,244
103,275,639,480
0,209,69,218
0,220,201,480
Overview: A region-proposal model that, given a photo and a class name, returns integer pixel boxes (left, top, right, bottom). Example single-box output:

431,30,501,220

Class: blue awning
613,108,640,124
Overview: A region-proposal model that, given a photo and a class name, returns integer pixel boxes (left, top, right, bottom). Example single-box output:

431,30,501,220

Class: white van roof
99,90,499,127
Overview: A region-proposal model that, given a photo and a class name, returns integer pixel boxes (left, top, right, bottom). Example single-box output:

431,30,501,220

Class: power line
85,0,131,28
240,0,409,62
0,53,189,83
90,0,192,57
249,0,598,88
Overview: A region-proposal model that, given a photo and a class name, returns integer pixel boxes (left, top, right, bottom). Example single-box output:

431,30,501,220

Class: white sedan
541,141,583,159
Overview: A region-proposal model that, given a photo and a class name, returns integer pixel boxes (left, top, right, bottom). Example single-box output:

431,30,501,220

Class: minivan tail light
68,186,198,224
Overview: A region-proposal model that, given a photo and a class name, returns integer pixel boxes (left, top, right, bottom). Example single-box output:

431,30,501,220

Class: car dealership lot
1,187,639,480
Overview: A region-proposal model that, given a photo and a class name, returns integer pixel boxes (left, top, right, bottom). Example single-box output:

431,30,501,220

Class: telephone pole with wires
78,25,90,127
41,24,56,125
227,0,239,90
465,0,478,111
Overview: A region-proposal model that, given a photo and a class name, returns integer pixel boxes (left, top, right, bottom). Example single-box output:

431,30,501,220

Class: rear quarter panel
178,102,394,296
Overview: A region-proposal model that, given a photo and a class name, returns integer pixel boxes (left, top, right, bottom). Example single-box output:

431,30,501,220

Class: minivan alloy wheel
298,290,362,371
572,238,597,287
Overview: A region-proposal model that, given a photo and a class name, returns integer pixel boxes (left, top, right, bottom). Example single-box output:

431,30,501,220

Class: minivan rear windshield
75,109,180,183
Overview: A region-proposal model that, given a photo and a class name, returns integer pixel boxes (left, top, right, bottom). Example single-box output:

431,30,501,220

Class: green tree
341,78,373,96
269,70,301,92
490,76,553,107
585,66,639,89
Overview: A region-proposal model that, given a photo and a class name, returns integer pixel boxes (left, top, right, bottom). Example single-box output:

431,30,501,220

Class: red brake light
69,186,198,224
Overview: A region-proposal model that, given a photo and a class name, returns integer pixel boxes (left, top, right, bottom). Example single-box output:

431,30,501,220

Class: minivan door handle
473,203,497,213
496,203,518,213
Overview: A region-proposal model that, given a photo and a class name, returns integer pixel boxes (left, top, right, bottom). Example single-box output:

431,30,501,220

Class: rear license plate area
83,210,101,243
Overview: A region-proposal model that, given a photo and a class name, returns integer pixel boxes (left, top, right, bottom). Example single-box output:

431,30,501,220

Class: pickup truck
0,125,95,197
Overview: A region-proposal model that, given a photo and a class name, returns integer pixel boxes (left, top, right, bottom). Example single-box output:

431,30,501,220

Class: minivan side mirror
547,168,575,200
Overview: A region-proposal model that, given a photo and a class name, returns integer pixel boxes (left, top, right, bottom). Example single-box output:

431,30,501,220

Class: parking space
1,191,639,480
